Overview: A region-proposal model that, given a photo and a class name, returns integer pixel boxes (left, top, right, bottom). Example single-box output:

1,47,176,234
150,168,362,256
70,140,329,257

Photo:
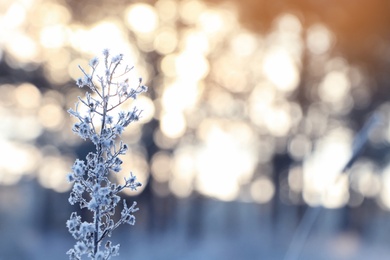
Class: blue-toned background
1,0,390,259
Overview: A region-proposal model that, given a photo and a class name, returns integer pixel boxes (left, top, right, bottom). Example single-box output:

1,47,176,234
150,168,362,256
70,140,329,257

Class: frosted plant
66,49,146,259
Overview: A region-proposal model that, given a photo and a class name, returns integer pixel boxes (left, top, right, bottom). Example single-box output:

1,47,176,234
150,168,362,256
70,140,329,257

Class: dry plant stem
66,49,146,260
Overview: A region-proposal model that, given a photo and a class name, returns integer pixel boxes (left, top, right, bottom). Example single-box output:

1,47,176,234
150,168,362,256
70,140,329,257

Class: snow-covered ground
1,192,390,260
23,228,390,260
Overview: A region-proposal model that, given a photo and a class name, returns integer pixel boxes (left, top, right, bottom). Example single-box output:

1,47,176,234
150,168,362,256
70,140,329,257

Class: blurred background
1,0,390,259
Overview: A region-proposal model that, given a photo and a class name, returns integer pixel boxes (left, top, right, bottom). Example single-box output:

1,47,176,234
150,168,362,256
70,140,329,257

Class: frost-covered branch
66,49,147,260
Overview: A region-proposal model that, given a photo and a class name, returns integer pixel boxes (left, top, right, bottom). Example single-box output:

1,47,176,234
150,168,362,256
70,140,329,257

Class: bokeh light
38,155,72,193
125,3,159,35
307,24,334,55
0,0,389,212
3,1,390,259
262,47,300,92
303,127,353,206
250,176,275,204
0,140,41,185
